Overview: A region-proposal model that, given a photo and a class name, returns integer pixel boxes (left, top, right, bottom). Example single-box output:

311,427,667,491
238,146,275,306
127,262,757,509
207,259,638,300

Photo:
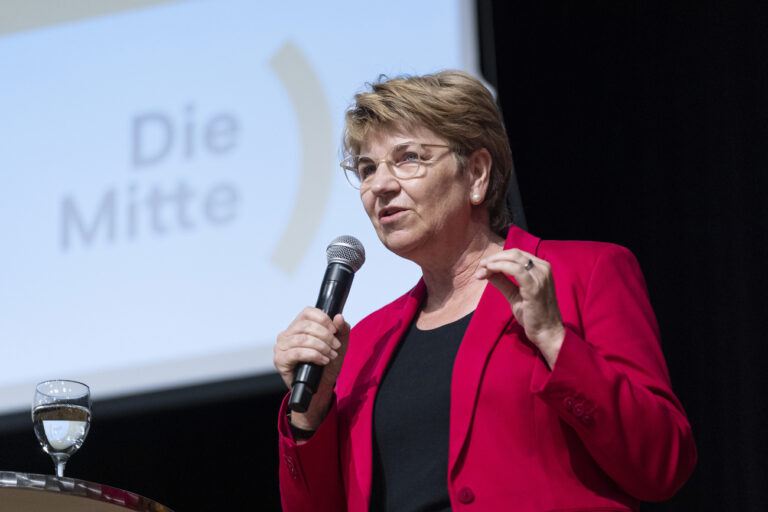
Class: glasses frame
340,142,453,190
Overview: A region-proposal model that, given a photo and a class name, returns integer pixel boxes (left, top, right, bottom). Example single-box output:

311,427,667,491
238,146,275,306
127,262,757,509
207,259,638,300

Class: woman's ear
467,148,492,204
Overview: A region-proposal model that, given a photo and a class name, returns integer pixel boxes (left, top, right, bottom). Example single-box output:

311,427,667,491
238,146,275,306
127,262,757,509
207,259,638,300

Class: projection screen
0,0,482,417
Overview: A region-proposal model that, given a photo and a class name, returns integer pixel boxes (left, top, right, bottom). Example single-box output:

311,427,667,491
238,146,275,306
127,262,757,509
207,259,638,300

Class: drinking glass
32,380,91,477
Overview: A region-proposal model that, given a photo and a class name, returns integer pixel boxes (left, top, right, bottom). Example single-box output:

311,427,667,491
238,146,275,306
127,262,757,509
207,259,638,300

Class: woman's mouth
379,207,407,223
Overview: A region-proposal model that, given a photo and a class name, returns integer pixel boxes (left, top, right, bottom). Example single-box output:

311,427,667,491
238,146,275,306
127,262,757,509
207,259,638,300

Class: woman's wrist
288,409,323,430
287,383,334,431
535,323,566,369
287,411,318,440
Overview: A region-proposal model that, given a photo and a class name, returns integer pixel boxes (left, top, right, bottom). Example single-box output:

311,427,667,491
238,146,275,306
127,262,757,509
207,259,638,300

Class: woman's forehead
359,125,445,155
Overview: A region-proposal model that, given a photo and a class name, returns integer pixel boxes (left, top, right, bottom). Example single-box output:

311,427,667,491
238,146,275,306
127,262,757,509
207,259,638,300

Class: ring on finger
524,259,534,271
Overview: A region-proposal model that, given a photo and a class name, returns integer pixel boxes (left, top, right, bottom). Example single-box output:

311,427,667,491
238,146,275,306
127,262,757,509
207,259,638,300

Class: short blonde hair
343,70,514,234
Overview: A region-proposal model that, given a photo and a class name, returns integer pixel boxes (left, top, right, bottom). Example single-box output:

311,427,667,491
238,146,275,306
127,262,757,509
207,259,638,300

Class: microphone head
326,235,365,273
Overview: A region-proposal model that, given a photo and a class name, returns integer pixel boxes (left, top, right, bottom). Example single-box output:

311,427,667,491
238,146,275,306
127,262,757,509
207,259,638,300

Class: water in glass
32,380,91,477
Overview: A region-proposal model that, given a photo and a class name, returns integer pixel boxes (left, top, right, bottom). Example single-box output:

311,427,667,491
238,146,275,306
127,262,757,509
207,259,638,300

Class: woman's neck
416,228,504,329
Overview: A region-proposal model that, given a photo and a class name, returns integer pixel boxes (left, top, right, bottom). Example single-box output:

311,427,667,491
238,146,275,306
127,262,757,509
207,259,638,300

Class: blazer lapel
371,279,426,380
348,280,426,505
448,226,542,476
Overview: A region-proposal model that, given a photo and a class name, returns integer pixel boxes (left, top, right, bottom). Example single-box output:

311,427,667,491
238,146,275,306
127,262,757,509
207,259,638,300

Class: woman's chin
377,230,430,261
377,231,416,255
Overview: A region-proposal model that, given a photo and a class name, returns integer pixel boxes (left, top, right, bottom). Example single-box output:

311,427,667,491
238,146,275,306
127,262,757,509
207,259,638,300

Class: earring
472,193,481,204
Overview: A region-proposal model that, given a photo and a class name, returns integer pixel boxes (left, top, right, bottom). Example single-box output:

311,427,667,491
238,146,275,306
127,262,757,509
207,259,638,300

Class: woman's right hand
273,307,350,428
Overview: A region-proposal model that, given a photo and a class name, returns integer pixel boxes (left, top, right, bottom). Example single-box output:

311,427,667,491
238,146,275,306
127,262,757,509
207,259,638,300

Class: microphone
288,235,365,413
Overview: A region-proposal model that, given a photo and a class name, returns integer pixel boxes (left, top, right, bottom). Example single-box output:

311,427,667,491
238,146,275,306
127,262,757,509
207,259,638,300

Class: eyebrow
357,141,420,159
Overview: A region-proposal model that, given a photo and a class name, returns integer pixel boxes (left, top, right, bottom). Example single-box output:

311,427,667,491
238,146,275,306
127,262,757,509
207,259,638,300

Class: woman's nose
368,162,400,194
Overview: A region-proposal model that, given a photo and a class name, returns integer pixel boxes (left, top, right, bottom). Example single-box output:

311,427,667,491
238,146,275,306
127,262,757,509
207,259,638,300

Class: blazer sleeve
277,393,347,512
530,244,697,501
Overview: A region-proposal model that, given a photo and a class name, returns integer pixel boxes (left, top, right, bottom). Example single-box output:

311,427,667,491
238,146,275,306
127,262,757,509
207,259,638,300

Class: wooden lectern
0,471,173,511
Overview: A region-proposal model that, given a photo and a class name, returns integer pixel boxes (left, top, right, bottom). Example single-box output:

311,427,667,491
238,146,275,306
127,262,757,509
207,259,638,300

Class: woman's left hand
475,248,565,368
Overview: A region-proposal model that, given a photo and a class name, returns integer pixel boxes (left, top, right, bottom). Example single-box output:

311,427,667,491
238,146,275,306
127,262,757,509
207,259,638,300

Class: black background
483,2,767,510
1,2,766,510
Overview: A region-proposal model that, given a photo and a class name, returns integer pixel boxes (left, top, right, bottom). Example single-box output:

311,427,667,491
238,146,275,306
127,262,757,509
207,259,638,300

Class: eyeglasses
340,142,453,190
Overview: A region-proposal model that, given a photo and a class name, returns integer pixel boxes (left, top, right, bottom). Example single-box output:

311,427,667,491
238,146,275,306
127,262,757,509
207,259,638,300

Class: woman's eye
358,164,377,179
398,151,421,164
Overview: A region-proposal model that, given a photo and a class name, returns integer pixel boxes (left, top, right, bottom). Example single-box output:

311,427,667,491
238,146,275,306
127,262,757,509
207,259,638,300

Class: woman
273,70,696,511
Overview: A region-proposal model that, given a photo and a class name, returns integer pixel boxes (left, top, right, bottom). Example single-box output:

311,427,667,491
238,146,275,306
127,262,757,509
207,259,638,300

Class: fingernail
330,350,338,358
333,340,341,349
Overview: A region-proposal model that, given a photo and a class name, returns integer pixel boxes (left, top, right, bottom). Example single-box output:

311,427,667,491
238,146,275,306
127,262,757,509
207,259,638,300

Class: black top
369,312,473,512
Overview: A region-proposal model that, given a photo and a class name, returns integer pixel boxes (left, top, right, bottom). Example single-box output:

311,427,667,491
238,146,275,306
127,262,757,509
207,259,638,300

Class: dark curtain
480,1,768,510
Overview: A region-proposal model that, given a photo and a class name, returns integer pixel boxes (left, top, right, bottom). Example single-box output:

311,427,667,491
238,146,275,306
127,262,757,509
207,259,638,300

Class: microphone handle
315,263,354,318
288,263,354,413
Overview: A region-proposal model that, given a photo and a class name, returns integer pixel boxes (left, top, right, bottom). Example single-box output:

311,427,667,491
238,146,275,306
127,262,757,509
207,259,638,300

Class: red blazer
278,226,696,511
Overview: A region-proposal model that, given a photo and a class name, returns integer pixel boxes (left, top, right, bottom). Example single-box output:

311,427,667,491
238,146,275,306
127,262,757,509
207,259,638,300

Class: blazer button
284,455,299,480
457,486,475,504
572,402,584,417
562,396,574,411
